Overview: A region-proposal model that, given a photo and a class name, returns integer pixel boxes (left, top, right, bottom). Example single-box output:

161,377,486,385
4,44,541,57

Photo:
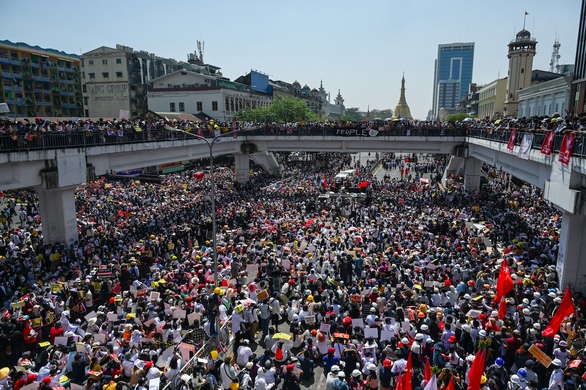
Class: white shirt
236,345,253,367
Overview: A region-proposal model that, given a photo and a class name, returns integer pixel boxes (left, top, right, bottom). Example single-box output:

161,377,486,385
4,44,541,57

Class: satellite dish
336,197,343,205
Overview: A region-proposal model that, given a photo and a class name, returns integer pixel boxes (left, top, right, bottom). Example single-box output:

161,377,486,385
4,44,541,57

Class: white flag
518,133,534,160
423,374,438,390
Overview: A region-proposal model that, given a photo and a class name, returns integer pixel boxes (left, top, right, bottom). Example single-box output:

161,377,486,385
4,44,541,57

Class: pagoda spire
394,73,413,120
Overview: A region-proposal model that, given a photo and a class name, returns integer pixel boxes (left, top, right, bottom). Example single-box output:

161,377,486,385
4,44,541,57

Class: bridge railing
2,125,584,159
0,126,466,152
466,127,586,158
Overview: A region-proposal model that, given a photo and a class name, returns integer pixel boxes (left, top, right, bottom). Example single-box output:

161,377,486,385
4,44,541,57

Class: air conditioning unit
167,84,172,87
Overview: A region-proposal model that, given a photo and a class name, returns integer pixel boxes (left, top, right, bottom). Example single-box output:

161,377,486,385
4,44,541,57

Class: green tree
340,107,363,122
233,96,317,122
446,113,472,122
370,109,393,119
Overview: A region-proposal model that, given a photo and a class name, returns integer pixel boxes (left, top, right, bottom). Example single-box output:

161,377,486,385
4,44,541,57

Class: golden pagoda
393,74,413,120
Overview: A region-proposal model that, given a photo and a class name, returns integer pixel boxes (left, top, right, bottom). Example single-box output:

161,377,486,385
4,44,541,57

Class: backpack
332,379,345,390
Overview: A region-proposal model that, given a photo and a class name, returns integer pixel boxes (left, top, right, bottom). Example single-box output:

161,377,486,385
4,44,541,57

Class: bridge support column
464,157,482,193
37,185,78,244
557,211,586,291
234,154,250,183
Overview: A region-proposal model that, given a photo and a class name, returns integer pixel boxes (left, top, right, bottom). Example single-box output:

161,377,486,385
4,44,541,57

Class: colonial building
570,0,586,114
81,44,221,118
477,78,507,120
518,75,572,118
147,69,272,122
504,29,537,117
0,39,83,118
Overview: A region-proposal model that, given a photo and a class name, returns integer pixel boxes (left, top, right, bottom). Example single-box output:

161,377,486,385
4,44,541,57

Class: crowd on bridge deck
0,146,584,390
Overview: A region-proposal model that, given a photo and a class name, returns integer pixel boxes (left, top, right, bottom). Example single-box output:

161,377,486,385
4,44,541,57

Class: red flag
467,349,486,390
446,379,455,390
494,261,513,303
193,171,205,181
498,297,508,319
559,133,576,166
358,180,369,189
507,130,518,151
541,131,555,155
402,352,413,390
424,357,432,382
395,372,403,390
355,168,360,175
322,177,328,188
543,288,575,337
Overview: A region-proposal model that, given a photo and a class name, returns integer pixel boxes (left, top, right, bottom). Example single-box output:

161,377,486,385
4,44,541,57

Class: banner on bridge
331,128,379,137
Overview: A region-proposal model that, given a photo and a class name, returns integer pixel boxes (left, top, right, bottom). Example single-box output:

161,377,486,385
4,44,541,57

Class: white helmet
367,363,377,371
352,369,362,378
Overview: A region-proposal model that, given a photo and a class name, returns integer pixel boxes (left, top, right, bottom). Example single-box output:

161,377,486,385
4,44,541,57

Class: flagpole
523,11,528,30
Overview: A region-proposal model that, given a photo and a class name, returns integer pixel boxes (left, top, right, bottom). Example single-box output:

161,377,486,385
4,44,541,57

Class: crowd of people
0,145,583,390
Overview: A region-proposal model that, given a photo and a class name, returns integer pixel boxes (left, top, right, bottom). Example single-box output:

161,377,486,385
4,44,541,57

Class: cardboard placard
94,334,106,345
426,263,438,270
351,318,365,329
150,291,160,301
187,312,201,326
402,321,411,333
51,284,62,293
179,342,196,362
466,310,483,318
364,327,378,339
173,310,187,319
256,290,269,300
54,336,68,346
76,344,86,353
528,344,552,368
319,323,331,334
136,289,147,297
281,259,291,270
149,378,160,390
305,315,316,325
70,383,83,390
31,318,43,328
84,311,97,321
381,330,394,341
107,313,118,322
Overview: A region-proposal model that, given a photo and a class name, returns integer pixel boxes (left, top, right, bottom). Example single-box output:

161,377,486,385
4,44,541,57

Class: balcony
0,56,9,64
10,59,20,66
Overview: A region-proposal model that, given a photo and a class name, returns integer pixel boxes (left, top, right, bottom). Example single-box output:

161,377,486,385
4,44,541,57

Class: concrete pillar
557,211,586,291
37,186,78,244
234,154,250,183
463,157,482,192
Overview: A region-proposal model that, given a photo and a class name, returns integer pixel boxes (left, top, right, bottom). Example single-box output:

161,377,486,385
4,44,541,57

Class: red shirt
49,326,64,345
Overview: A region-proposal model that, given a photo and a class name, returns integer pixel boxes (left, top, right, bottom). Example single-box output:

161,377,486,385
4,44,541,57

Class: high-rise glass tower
431,42,475,120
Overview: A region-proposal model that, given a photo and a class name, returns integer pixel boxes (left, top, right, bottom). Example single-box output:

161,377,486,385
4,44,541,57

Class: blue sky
2,0,582,119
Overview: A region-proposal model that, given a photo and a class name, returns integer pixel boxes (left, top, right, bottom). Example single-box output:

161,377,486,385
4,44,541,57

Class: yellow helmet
307,295,313,301
214,287,221,294
481,376,487,384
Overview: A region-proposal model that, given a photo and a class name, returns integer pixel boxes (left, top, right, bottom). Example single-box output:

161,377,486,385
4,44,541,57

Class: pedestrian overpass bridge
1,126,586,291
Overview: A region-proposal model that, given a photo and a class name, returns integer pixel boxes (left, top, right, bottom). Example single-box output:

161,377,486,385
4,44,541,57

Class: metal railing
1,125,585,159
160,316,232,390
466,127,586,158
0,125,465,153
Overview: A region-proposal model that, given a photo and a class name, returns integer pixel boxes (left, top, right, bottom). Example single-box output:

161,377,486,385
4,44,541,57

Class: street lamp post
167,125,250,286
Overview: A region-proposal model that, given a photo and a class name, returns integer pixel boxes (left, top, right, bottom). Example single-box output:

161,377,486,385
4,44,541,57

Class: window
82,71,85,79
83,85,87,93
197,102,202,111
116,72,123,78
102,72,109,78
116,58,122,64
212,101,218,111
179,102,185,112
88,60,94,65
521,69,524,73
170,102,176,112
89,73,95,79
83,97,89,105
102,59,108,65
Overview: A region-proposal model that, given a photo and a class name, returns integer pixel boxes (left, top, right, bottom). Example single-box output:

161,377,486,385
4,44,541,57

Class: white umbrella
462,117,473,122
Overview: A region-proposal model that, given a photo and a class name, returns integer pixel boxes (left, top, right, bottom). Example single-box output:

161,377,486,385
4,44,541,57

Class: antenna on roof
197,40,205,63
